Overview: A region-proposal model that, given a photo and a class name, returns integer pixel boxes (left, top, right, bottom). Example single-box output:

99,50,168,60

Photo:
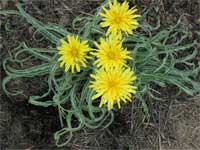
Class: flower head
57,35,91,73
89,67,137,110
92,34,132,69
100,0,140,36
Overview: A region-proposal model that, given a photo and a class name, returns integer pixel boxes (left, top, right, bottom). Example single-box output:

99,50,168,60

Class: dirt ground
0,0,200,149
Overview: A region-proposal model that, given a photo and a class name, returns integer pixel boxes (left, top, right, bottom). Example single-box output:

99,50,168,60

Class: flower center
107,50,120,61
113,14,123,24
107,79,118,89
71,48,79,58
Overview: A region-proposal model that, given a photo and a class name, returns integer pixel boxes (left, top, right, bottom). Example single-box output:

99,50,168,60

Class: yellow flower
57,35,91,73
100,0,141,36
92,34,132,69
89,67,137,110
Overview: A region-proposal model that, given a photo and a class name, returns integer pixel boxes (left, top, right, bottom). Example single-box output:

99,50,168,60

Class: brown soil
1,0,200,149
